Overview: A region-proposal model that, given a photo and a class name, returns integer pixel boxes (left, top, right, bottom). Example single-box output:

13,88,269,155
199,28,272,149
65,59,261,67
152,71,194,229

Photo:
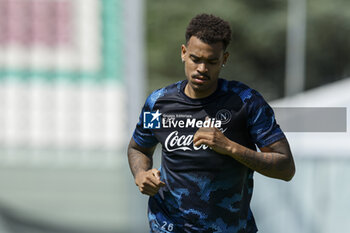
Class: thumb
203,116,212,129
152,169,161,180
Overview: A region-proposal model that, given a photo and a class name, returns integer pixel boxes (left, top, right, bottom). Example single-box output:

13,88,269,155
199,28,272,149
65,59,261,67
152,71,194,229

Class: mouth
192,75,210,84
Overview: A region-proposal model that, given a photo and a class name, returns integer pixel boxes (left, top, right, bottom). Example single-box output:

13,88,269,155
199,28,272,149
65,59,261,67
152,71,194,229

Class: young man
128,14,295,233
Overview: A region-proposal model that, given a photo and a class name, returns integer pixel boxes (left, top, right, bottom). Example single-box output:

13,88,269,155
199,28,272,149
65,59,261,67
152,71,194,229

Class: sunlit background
0,0,349,232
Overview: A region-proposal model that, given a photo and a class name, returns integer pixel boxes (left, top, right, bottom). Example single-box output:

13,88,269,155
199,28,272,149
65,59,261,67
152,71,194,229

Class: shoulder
219,79,265,104
145,81,183,110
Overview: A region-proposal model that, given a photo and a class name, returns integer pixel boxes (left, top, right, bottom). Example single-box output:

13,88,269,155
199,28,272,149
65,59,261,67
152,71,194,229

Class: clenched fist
193,127,237,155
135,168,166,196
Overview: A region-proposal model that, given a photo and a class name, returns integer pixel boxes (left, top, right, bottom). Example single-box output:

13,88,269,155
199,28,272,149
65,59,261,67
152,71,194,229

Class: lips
192,75,209,84
195,78,207,84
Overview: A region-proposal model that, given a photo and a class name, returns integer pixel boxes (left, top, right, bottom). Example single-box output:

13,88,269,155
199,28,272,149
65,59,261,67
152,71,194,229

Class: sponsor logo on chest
165,131,208,152
144,109,232,152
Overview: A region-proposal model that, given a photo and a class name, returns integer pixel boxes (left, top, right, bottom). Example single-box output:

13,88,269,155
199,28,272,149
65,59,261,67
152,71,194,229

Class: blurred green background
0,0,349,233
146,0,350,99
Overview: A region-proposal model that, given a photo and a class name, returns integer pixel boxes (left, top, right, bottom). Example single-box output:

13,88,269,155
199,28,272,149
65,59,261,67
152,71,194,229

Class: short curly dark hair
185,14,232,50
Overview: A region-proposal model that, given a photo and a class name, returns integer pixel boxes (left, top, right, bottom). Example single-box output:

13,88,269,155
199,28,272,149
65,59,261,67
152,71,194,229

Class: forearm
127,147,153,179
193,128,295,181
127,139,164,196
228,142,295,181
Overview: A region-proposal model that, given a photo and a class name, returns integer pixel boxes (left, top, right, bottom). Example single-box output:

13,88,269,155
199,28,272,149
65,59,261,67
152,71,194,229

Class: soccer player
128,13,295,233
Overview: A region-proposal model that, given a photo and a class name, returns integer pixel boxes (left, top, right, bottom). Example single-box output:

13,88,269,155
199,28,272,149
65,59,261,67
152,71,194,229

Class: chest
152,95,252,151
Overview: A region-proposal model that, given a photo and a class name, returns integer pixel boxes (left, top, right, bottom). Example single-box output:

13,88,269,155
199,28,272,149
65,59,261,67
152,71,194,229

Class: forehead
186,36,224,58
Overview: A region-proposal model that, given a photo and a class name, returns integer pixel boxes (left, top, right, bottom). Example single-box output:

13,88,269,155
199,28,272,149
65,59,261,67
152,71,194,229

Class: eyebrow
190,54,219,61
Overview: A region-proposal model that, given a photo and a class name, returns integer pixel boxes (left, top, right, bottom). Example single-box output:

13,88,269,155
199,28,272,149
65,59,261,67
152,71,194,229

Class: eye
191,56,200,63
209,60,219,65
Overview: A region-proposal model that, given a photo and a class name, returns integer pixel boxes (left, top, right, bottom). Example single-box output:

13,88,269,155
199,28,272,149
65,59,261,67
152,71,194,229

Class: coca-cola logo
164,131,208,152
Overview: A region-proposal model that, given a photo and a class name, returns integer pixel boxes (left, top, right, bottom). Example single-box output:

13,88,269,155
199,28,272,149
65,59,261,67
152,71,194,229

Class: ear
223,51,229,65
181,44,187,62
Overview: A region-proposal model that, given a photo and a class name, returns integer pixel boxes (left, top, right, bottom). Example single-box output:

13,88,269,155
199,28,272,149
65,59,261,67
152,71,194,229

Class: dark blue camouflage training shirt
133,78,285,233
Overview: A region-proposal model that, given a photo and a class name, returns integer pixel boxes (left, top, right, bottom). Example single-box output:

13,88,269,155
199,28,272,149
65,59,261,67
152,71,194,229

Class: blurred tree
146,0,350,100
306,0,350,89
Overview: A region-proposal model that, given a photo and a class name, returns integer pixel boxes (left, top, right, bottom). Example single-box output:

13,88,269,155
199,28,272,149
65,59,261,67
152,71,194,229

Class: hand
135,168,165,196
193,126,236,155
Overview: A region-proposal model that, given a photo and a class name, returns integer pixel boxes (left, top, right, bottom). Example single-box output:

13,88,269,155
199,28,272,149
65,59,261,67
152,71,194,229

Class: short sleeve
132,113,158,148
132,90,164,148
245,90,285,148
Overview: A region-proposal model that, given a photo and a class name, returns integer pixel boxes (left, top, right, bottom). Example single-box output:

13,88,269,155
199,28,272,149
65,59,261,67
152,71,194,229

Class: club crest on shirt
215,109,232,125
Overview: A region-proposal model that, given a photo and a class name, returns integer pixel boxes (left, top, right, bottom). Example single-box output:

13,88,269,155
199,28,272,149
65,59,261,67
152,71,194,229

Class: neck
184,82,218,99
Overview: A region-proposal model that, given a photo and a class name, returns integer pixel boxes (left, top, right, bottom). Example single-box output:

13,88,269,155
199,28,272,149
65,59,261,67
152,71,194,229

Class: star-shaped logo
151,109,162,122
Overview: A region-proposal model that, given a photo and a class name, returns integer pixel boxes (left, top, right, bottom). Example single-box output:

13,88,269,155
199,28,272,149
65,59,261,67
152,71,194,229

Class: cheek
185,62,196,74
209,66,222,75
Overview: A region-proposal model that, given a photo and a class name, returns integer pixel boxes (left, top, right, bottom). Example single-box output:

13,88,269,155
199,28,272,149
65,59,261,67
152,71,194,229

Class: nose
197,62,208,73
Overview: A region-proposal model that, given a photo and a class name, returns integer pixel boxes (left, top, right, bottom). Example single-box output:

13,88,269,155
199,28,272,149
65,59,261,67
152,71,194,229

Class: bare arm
232,137,295,181
128,137,155,177
127,138,165,196
193,128,295,181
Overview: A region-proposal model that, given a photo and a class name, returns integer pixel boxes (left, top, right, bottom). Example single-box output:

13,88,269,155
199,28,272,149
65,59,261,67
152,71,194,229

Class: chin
189,82,205,90
192,85,212,95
